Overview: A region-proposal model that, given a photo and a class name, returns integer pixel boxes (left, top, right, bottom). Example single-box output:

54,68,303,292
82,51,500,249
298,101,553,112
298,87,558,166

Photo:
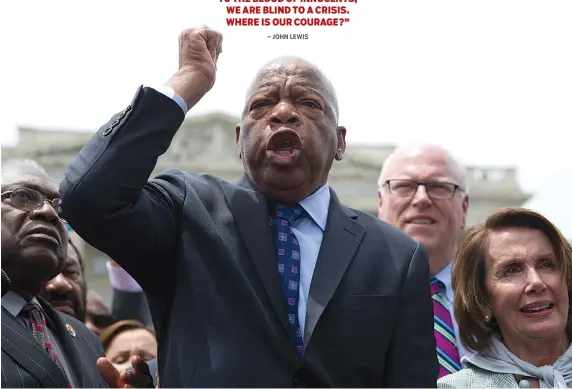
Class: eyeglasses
384,179,463,200
1,187,65,219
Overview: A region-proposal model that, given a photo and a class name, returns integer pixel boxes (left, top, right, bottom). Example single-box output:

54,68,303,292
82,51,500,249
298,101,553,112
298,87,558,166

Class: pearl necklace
518,379,531,388
515,375,532,388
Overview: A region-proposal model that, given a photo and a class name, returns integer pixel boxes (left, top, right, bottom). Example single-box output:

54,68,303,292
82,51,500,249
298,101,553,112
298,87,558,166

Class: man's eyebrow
290,84,326,97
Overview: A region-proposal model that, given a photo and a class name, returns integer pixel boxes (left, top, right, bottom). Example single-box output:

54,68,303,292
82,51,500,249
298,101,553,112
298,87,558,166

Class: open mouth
520,302,553,314
266,128,302,163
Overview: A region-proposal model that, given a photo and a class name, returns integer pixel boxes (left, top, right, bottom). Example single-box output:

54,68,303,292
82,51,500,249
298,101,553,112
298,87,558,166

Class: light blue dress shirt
154,85,331,335
148,85,189,114
290,184,330,335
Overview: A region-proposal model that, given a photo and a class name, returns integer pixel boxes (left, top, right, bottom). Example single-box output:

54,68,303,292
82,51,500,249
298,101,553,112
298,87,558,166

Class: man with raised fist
60,26,438,387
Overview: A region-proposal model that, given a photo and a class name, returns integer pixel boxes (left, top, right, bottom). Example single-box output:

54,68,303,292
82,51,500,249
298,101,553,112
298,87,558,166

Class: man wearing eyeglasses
0,159,109,388
377,144,470,379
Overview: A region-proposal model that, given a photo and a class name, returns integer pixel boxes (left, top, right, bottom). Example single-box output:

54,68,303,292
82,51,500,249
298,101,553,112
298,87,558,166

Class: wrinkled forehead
250,61,321,87
246,60,337,106
484,227,557,264
388,151,461,182
1,171,59,197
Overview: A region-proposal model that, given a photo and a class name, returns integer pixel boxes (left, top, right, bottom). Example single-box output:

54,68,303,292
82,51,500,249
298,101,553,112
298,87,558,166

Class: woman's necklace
514,374,532,388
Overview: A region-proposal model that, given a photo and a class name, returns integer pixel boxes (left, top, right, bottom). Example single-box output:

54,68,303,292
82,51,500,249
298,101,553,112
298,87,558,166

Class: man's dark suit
1,296,108,388
59,86,439,387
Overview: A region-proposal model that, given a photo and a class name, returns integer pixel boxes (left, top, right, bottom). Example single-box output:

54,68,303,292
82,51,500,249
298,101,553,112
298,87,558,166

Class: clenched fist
168,26,223,110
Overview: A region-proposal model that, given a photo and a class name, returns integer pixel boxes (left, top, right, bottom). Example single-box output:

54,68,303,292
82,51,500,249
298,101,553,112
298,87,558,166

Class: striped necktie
22,302,72,387
430,278,461,378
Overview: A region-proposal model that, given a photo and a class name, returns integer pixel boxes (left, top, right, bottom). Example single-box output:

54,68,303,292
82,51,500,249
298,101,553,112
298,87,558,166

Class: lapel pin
66,323,77,337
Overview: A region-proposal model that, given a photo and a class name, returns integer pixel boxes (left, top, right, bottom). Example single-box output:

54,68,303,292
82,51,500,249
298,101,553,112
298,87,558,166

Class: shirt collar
299,185,330,231
433,261,452,287
1,290,29,317
433,261,454,302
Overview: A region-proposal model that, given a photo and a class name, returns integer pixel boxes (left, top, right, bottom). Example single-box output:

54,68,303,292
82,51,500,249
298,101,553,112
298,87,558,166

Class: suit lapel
223,175,292,338
1,307,69,388
303,190,365,346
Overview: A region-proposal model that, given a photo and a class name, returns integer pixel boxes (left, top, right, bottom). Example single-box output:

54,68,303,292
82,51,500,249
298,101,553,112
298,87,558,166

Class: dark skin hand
97,356,155,388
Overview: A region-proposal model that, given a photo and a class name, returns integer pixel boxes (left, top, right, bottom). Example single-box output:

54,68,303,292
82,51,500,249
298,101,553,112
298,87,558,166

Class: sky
1,0,571,235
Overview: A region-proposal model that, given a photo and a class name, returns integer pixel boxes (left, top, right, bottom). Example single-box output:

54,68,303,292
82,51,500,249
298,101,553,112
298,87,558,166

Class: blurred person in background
42,236,153,338
439,208,572,388
100,320,158,386
106,259,157,386
378,143,470,378
40,238,87,322
86,289,116,335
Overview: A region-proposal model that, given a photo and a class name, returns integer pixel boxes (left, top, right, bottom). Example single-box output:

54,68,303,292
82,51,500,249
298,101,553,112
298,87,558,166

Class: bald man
59,27,438,387
377,144,470,378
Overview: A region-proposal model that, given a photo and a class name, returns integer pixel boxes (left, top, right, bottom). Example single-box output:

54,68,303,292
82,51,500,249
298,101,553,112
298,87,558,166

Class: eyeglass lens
390,180,455,198
9,188,61,212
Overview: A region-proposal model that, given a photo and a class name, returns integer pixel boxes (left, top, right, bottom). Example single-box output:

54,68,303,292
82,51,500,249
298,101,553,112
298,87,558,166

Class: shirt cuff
146,84,188,115
106,261,143,292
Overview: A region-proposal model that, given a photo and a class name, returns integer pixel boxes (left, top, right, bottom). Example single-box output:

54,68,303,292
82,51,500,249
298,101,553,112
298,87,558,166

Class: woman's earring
335,150,343,161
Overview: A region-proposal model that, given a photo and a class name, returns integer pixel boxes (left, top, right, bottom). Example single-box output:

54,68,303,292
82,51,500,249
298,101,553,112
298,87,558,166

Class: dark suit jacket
1,296,108,388
111,289,153,327
59,86,439,387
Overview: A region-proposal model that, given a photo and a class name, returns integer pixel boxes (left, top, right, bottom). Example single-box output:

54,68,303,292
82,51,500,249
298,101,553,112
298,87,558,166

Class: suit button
103,118,121,136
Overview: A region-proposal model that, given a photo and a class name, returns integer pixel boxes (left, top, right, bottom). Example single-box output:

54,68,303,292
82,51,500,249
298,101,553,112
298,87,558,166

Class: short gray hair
377,143,470,195
1,159,53,187
2,158,48,174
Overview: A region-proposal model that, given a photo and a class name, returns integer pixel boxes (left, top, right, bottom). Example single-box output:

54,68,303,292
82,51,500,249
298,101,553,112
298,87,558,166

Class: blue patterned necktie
272,203,305,355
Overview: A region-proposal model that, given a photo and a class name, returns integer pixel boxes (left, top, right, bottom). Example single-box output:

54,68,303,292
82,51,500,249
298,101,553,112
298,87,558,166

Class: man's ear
335,126,347,161
460,194,470,229
377,190,383,219
235,124,242,159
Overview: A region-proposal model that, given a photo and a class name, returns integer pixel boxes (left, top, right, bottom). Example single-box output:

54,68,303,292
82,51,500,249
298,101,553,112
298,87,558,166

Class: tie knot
273,204,305,224
22,301,41,315
430,278,444,296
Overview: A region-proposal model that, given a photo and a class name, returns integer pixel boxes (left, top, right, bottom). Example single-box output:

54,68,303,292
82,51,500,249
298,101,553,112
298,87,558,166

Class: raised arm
383,243,440,387
59,27,223,293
